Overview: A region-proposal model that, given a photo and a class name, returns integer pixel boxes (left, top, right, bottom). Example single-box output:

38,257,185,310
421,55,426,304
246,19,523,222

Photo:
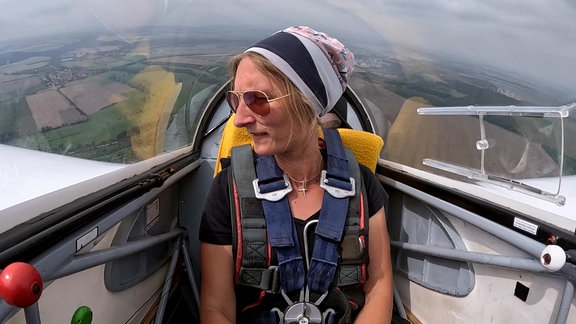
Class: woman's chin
252,143,276,156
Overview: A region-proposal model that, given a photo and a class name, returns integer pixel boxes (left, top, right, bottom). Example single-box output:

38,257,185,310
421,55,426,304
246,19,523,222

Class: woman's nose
232,101,255,128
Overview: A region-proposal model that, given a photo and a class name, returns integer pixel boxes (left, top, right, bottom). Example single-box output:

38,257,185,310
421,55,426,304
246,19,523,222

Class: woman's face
232,57,297,156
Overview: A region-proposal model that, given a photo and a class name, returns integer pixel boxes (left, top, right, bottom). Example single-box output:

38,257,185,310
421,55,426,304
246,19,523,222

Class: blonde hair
228,52,319,143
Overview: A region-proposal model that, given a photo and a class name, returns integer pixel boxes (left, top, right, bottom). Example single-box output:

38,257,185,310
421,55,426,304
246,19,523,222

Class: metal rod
180,238,200,310
303,220,319,272
302,219,319,304
24,304,41,324
47,229,184,281
154,238,181,324
392,284,407,320
390,241,547,272
417,104,574,117
555,280,574,324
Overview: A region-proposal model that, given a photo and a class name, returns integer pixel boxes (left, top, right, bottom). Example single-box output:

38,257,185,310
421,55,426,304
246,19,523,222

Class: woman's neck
274,137,323,180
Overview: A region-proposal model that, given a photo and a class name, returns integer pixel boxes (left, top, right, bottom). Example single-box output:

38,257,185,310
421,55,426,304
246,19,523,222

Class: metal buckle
264,266,281,293
319,170,355,198
252,174,293,201
283,302,323,324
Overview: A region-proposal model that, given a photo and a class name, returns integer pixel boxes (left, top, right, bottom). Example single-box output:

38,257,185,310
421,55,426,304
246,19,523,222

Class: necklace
284,155,323,198
286,172,321,198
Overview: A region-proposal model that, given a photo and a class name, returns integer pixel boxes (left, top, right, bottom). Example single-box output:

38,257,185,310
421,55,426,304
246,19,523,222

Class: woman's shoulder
213,162,231,185
358,163,379,184
358,163,373,174
357,162,388,215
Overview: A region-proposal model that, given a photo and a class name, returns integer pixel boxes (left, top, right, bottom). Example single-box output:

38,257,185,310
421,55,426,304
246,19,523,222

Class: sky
331,0,576,96
0,0,575,96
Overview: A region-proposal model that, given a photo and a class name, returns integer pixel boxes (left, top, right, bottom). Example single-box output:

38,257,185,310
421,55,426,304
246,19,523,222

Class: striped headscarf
245,26,355,117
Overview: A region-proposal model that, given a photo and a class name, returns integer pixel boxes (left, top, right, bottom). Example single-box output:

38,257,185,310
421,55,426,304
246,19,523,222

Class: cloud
329,0,576,94
0,0,98,40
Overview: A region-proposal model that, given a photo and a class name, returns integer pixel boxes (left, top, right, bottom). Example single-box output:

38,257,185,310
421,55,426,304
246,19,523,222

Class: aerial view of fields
0,28,232,162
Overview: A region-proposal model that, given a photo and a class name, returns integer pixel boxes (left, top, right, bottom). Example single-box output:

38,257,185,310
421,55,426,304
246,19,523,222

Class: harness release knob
0,262,43,308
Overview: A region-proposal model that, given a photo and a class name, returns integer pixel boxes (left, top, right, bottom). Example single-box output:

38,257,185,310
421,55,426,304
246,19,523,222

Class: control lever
0,262,43,324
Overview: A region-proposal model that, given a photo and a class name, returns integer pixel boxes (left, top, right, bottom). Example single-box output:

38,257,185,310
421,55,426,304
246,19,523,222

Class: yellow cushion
214,114,383,176
333,128,383,172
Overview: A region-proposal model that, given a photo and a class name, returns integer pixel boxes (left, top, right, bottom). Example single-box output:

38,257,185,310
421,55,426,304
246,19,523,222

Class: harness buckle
264,266,281,293
253,174,293,201
319,170,355,198
283,302,323,324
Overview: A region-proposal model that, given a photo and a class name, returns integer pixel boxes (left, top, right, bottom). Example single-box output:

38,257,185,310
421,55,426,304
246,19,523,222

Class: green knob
71,306,93,324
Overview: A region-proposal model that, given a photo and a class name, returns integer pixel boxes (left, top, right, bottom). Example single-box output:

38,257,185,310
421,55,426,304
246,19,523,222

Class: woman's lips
251,132,268,139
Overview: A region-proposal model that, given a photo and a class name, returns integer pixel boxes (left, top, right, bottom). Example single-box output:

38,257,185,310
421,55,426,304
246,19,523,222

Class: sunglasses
226,90,290,116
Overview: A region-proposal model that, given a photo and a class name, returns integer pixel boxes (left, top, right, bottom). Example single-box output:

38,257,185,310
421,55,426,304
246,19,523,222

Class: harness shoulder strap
335,148,369,288
230,144,280,292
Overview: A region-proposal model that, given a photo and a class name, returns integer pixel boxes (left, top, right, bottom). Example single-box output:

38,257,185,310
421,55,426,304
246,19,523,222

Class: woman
199,26,393,323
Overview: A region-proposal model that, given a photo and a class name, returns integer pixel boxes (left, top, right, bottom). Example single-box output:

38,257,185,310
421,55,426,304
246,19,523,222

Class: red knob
0,262,43,308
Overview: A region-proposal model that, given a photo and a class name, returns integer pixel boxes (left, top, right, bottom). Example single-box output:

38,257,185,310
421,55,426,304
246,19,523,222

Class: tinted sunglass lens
226,90,272,115
226,92,239,112
243,91,269,115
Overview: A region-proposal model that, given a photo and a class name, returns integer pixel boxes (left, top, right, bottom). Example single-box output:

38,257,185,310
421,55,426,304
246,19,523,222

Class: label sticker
76,227,98,252
513,217,538,235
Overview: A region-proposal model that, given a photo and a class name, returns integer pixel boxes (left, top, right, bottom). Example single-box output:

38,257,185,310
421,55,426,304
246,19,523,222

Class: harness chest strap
230,129,368,295
256,154,307,293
